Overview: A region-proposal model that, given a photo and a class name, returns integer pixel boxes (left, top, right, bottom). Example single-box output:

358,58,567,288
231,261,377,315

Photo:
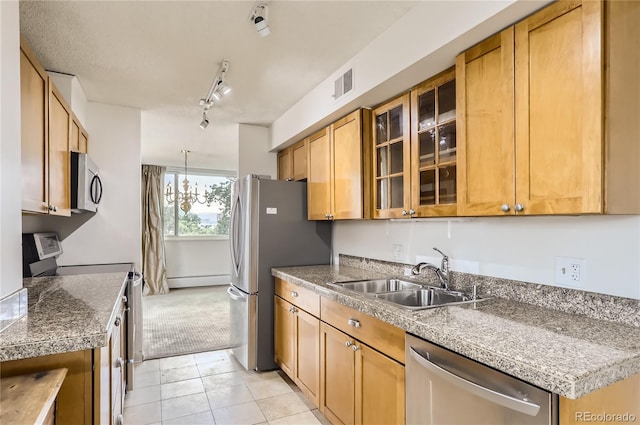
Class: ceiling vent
333,68,353,100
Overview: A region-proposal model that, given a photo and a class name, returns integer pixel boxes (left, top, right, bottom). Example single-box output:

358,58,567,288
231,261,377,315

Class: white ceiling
19,1,419,171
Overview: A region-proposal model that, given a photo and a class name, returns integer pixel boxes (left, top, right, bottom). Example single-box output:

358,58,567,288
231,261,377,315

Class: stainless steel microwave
71,152,102,213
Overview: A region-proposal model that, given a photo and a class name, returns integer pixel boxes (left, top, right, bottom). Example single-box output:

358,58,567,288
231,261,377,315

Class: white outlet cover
555,256,587,287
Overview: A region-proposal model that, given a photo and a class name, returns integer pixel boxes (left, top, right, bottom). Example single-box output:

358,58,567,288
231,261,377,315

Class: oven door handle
409,347,541,416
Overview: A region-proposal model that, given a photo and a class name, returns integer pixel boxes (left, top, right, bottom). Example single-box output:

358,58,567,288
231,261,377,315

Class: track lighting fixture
198,60,231,128
200,111,209,129
249,3,270,37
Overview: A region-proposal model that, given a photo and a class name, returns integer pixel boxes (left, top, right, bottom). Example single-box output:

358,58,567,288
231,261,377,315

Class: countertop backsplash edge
338,254,640,328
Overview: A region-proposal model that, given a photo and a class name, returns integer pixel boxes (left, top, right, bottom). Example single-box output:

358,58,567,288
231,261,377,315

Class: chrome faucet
411,247,450,290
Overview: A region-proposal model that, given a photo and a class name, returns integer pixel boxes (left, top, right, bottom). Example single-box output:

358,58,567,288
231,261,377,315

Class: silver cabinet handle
121,295,128,304
347,318,361,328
501,204,511,212
289,307,298,313
351,344,360,352
401,210,409,216
345,341,352,347
290,291,298,297
114,316,121,326
116,357,124,368
324,213,330,218
514,203,525,212
48,205,58,212
409,347,540,416
409,209,416,215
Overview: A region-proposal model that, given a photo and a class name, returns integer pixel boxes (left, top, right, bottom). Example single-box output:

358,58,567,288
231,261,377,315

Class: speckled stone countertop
0,273,128,362
272,264,640,399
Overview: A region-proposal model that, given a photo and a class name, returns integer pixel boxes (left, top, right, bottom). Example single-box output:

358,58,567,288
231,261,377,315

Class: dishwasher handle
409,347,541,417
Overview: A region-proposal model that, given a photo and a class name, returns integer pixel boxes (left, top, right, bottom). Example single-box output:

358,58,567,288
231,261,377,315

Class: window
163,171,235,238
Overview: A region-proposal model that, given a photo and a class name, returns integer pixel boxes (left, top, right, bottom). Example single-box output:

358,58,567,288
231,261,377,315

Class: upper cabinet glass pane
438,80,456,122
389,106,403,140
418,90,436,131
390,176,404,209
376,112,388,145
419,130,436,167
377,146,388,177
390,142,404,174
438,122,457,162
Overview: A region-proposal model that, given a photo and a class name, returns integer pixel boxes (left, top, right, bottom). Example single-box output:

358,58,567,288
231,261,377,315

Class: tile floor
123,350,332,425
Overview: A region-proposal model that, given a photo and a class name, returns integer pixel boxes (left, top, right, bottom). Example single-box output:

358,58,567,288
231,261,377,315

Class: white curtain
141,165,169,295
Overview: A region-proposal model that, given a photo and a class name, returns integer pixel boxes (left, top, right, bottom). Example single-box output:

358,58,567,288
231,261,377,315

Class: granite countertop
272,264,640,400
0,273,128,362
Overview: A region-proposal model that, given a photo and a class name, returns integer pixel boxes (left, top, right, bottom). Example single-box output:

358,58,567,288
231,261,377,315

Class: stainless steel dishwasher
406,334,558,425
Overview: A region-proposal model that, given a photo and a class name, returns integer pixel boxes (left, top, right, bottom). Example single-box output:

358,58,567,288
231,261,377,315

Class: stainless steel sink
329,278,481,310
375,288,471,310
330,278,423,294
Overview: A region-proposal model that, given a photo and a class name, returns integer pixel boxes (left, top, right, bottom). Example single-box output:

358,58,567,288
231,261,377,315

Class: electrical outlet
391,244,403,261
555,257,586,287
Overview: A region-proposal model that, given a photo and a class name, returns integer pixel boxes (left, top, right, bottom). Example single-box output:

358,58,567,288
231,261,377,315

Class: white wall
333,216,640,300
165,239,230,287
238,124,276,179
23,102,143,268
47,72,88,126
0,0,23,298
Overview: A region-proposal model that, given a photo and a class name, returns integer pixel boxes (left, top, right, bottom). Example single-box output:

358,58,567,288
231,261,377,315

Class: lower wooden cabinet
319,322,405,425
274,295,321,406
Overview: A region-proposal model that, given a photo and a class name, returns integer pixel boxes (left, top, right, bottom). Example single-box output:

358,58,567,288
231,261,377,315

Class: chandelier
165,150,213,213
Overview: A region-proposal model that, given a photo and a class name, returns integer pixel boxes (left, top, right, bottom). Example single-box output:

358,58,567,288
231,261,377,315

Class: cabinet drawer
275,278,320,317
321,298,404,364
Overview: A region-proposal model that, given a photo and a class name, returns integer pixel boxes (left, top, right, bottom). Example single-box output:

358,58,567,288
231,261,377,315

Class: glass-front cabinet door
410,68,457,217
372,94,410,219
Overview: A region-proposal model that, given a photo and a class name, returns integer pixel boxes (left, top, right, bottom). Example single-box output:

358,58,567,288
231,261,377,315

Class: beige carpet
142,286,230,360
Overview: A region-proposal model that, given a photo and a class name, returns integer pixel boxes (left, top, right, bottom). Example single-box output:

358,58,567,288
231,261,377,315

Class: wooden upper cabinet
48,81,72,217
291,139,308,181
457,28,515,216
410,68,458,217
308,109,371,221
277,139,307,181
277,148,292,181
372,94,411,219
20,37,49,214
458,0,638,216
307,127,332,220
514,0,603,215
70,115,88,154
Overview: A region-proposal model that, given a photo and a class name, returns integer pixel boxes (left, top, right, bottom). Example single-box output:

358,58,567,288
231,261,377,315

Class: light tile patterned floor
124,350,332,425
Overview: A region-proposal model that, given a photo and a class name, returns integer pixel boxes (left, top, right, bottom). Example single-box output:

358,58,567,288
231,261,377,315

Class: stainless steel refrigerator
228,175,332,371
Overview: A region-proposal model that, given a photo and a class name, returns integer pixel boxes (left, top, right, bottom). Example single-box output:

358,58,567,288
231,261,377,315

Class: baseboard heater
167,274,230,289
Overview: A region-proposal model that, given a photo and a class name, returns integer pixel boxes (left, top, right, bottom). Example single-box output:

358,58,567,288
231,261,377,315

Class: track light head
200,112,209,129
250,3,270,37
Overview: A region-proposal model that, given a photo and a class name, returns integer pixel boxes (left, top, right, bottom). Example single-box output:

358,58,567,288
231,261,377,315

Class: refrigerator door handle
230,190,242,277
227,286,247,302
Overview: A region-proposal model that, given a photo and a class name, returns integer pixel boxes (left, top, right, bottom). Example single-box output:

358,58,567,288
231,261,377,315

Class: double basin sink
329,278,480,310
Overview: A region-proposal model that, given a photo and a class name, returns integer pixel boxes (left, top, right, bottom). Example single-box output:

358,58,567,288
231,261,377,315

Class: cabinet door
320,323,355,425
515,0,603,214
48,82,72,217
307,127,332,220
411,68,458,217
332,110,364,220
79,130,88,154
274,296,295,378
357,343,405,425
372,94,411,219
457,28,515,216
291,139,308,181
70,118,80,152
20,38,49,214
277,148,292,181
295,308,320,407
